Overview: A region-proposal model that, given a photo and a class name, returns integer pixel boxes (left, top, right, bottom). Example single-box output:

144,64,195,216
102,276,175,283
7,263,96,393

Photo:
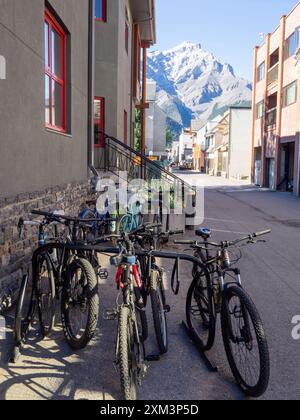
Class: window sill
45,127,72,139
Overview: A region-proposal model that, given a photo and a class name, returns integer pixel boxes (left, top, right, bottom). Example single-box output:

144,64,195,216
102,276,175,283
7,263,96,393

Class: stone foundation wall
0,181,92,311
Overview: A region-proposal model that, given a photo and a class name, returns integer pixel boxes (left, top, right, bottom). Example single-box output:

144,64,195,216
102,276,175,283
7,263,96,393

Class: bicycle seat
195,228,211,240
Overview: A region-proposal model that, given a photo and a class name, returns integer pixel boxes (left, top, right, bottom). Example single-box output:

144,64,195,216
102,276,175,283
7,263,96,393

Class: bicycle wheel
186,271,216,351
118,214,132,234
221,285,270,397
14,274,35,345
61,258,99,350
119,306,139,401
150,270,168,354
37,254,56,337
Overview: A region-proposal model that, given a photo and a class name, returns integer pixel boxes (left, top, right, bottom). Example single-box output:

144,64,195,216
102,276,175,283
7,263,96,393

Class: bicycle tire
221,285,270,398
37,253,56,338
150,270,168,354
186,271,216,351
119,306,138,401
61,257,99,350
118,214,132,234
14,274,35,345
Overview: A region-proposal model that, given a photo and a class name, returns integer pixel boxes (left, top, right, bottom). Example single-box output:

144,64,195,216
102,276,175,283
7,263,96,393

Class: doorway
279,142,295,192
266,158,275,190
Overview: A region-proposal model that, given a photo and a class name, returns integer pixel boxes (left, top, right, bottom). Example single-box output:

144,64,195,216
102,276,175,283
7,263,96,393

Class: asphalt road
1,175,300,400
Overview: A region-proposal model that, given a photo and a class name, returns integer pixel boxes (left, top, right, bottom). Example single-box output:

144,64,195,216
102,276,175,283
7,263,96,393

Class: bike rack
11,243,219,374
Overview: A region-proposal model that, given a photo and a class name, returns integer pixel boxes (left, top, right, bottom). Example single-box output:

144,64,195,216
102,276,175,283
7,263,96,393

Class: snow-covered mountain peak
147,42,252,130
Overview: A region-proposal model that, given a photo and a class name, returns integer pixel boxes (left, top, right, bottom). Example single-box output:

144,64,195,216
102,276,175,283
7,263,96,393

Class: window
283,81,297,107
125,22,129,54
95,0,106,22
133,25,142,98
256,101,264,119
257,62,265,82
124,111,128,144
285,30,300,59
125,7,130,54
45,9,66,132
94,97,105,147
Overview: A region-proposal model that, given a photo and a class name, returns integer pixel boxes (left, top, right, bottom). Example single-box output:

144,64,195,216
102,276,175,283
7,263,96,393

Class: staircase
94,133,196,230
98,133,194,193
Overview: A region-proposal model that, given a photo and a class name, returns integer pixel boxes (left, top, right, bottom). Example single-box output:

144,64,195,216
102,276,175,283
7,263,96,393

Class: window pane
52,29,63,79
94,98,104,146
95,0,104,20
45,75,51,124
45,22,49,67
286,83,297,105
52,81,63,128
257,63,265,82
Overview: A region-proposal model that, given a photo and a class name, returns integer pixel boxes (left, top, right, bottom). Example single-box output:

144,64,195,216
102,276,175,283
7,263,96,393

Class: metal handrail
99,132,195,194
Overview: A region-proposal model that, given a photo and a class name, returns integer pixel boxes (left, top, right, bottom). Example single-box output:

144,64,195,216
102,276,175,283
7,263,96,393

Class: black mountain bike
136,225,184,354
15,210,100,353
103,232,148,400
175,228,271,398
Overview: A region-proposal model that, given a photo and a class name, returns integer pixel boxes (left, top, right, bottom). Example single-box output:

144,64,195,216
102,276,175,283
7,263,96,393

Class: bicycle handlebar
31,210,114,224
174,229,272,248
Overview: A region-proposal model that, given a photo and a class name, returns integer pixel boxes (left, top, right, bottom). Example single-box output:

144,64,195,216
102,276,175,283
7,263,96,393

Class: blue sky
151,0,299,80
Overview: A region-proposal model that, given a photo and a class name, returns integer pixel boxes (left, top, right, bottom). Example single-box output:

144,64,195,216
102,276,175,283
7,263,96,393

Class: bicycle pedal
104,309,117,321
145,354,160,362
164,305,171,313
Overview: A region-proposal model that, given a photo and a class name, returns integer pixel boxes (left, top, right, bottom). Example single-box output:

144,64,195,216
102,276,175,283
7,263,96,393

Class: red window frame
45,9,66,133
95,0,107,22
94,97,105,148
124,110,128,144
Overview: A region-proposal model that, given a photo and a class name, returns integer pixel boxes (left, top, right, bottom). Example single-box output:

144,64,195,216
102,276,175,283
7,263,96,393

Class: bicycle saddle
195,228,211,240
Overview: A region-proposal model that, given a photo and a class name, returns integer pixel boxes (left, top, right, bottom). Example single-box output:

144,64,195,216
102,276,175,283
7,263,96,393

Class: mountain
147,41,252,132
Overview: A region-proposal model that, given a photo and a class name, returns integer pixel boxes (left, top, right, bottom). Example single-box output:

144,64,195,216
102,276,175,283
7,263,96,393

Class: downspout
87,0,95,172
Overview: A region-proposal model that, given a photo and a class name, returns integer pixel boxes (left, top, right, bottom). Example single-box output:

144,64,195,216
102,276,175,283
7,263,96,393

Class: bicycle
15,210,100,352
136,225,184,354
118,201,143,234
175,228,271,398
102,231,148,400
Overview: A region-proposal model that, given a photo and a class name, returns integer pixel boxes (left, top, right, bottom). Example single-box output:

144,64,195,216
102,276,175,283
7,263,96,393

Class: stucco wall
229,109,252,180
0,0,89,198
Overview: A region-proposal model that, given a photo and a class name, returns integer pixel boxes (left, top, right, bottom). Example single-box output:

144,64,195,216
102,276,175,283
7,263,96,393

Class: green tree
134,108,141,152
166,129,173,149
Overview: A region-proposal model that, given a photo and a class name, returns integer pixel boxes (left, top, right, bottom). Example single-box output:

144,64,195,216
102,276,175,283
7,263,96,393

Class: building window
285,30,300,59
124,110,128,144
95,0,106,22
125,22,129,54
45,9,66,132
257,62,265,82
256,101,264,119
283,81,297,107
94,97,105,147
133,25,142,98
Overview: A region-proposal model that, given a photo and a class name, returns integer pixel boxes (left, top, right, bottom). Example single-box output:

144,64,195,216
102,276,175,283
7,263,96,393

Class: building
93,0,156,167
0,0,156,301
203,108,252,179
204,117,223,175
190,120,206,172
179,130,193,163
145,81,167,159
251,2,300,195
